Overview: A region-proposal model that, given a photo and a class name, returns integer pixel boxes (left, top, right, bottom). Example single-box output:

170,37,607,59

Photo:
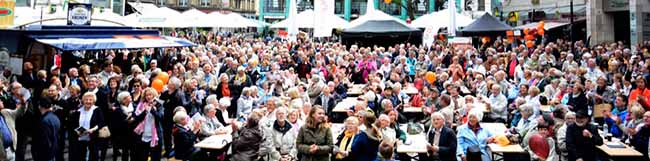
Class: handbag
98,126,111,138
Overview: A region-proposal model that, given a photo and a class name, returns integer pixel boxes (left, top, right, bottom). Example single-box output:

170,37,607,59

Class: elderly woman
287,87,304,110
237,87,255,121
231,110,264,161
260,107,298,161
296,107,334,161
109,92,135,161
69,92,105,161
333,117,361,161
172,111,203,161
456,108,495,161
132,88,164,161
288,108,304,137
200,104,229,138
511,104,538,137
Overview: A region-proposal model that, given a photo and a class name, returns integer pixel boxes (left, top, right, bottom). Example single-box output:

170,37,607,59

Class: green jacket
296,126,334,161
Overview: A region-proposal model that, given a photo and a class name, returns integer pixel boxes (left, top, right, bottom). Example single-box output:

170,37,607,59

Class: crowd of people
0,32,650,161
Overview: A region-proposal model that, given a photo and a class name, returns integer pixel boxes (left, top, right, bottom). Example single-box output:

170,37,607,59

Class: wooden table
402,107,422,113
597,141,643,161
488,144,526,161
347,84,365,96
195,134,233,150
333,97,357,112
194,125,238,150
404,86,419,95
396,134,428,153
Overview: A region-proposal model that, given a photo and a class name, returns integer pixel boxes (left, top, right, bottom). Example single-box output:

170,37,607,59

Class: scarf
221,83,231,97
336,130,356,159
134,102,159,147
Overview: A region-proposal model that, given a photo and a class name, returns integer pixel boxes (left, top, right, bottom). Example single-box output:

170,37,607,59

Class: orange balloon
152,79,164,93
523,28,529,35
526,40,535,48
506,30,514,36
384,0,391,4
537,28,545,35
157,72,170,84
425,72,436,84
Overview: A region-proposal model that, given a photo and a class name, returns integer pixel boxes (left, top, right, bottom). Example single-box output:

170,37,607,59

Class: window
379,2,400,15
201,0,211,6
296,0,313,12
179,0,188,6
265,0,285,13
158,0,165,5
334,0,343,14
415,0,428,15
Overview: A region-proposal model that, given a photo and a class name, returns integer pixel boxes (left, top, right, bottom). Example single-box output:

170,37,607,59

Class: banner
313,0,334,37
423,26,435,48
0,0,15,28
67,3,92,25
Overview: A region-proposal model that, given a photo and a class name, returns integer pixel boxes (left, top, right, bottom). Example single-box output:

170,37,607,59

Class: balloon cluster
151,72,170,93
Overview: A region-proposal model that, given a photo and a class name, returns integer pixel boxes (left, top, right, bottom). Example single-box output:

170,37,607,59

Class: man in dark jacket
566,110,603,161
420,112,457,161
314,87,337,118
33,98,61,161
17,62,36,90
632,111,650,160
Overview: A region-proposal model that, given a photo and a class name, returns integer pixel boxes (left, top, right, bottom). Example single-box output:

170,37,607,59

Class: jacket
567,93,588,113
172,124,198,160
231,124,264,161
260,120,298,161
314,94,337,117
566,123,603,161
632,125,650,160
456,123,493,161
33,111,61,161
0,106,24,160
425,126,457,161
296,126,334,161
69,107,105,141
131,101,164,144
348,130,381,161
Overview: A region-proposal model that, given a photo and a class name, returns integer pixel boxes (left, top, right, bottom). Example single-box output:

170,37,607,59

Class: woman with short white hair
237,87,254,121
456,108,495,161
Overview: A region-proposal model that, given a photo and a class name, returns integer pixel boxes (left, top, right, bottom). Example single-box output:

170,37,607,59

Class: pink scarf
133,102,159,147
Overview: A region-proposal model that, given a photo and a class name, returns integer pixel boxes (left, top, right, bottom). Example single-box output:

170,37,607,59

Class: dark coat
567,93,589,113
632,125,650,160
314,94,337,117
566,123,603,161
425,126,457,161
33,111,61,161
348,131,380,161
131,101,164,143
231,124,264,161
172,124,198,160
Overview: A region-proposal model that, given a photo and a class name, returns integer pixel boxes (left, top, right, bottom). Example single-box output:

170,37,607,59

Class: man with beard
566,110,603,161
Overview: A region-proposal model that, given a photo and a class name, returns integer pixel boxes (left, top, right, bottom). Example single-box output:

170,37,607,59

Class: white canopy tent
129,7,186,28
410,9,474,30
270,10,349,29
92,11,131,26
222,12,262,28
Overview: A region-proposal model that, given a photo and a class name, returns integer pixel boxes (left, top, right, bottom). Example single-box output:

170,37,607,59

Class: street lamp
569,0,573,54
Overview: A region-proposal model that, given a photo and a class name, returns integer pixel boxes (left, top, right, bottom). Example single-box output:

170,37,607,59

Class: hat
50,65,60,71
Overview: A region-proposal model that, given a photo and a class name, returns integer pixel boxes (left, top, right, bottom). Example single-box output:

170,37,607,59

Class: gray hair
206,94,218,105
168,77,182,88
431,112,445,121
520,104,535,115
468,108,483,121
173,111,189,124
204,104,217,114
117,91,131,103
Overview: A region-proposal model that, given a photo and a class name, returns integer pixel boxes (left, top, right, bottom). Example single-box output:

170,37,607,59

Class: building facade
587,0,650,48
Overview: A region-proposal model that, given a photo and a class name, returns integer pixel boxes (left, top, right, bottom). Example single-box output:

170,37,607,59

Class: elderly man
487,85,508,123
0,96,25,160
420,112,457,161
566,111,603,161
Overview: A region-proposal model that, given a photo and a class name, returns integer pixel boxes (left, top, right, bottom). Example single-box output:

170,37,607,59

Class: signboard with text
0,0,14,28
67,3,92,25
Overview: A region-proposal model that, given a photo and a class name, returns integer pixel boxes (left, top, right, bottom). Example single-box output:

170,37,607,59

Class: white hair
468,108,484,121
